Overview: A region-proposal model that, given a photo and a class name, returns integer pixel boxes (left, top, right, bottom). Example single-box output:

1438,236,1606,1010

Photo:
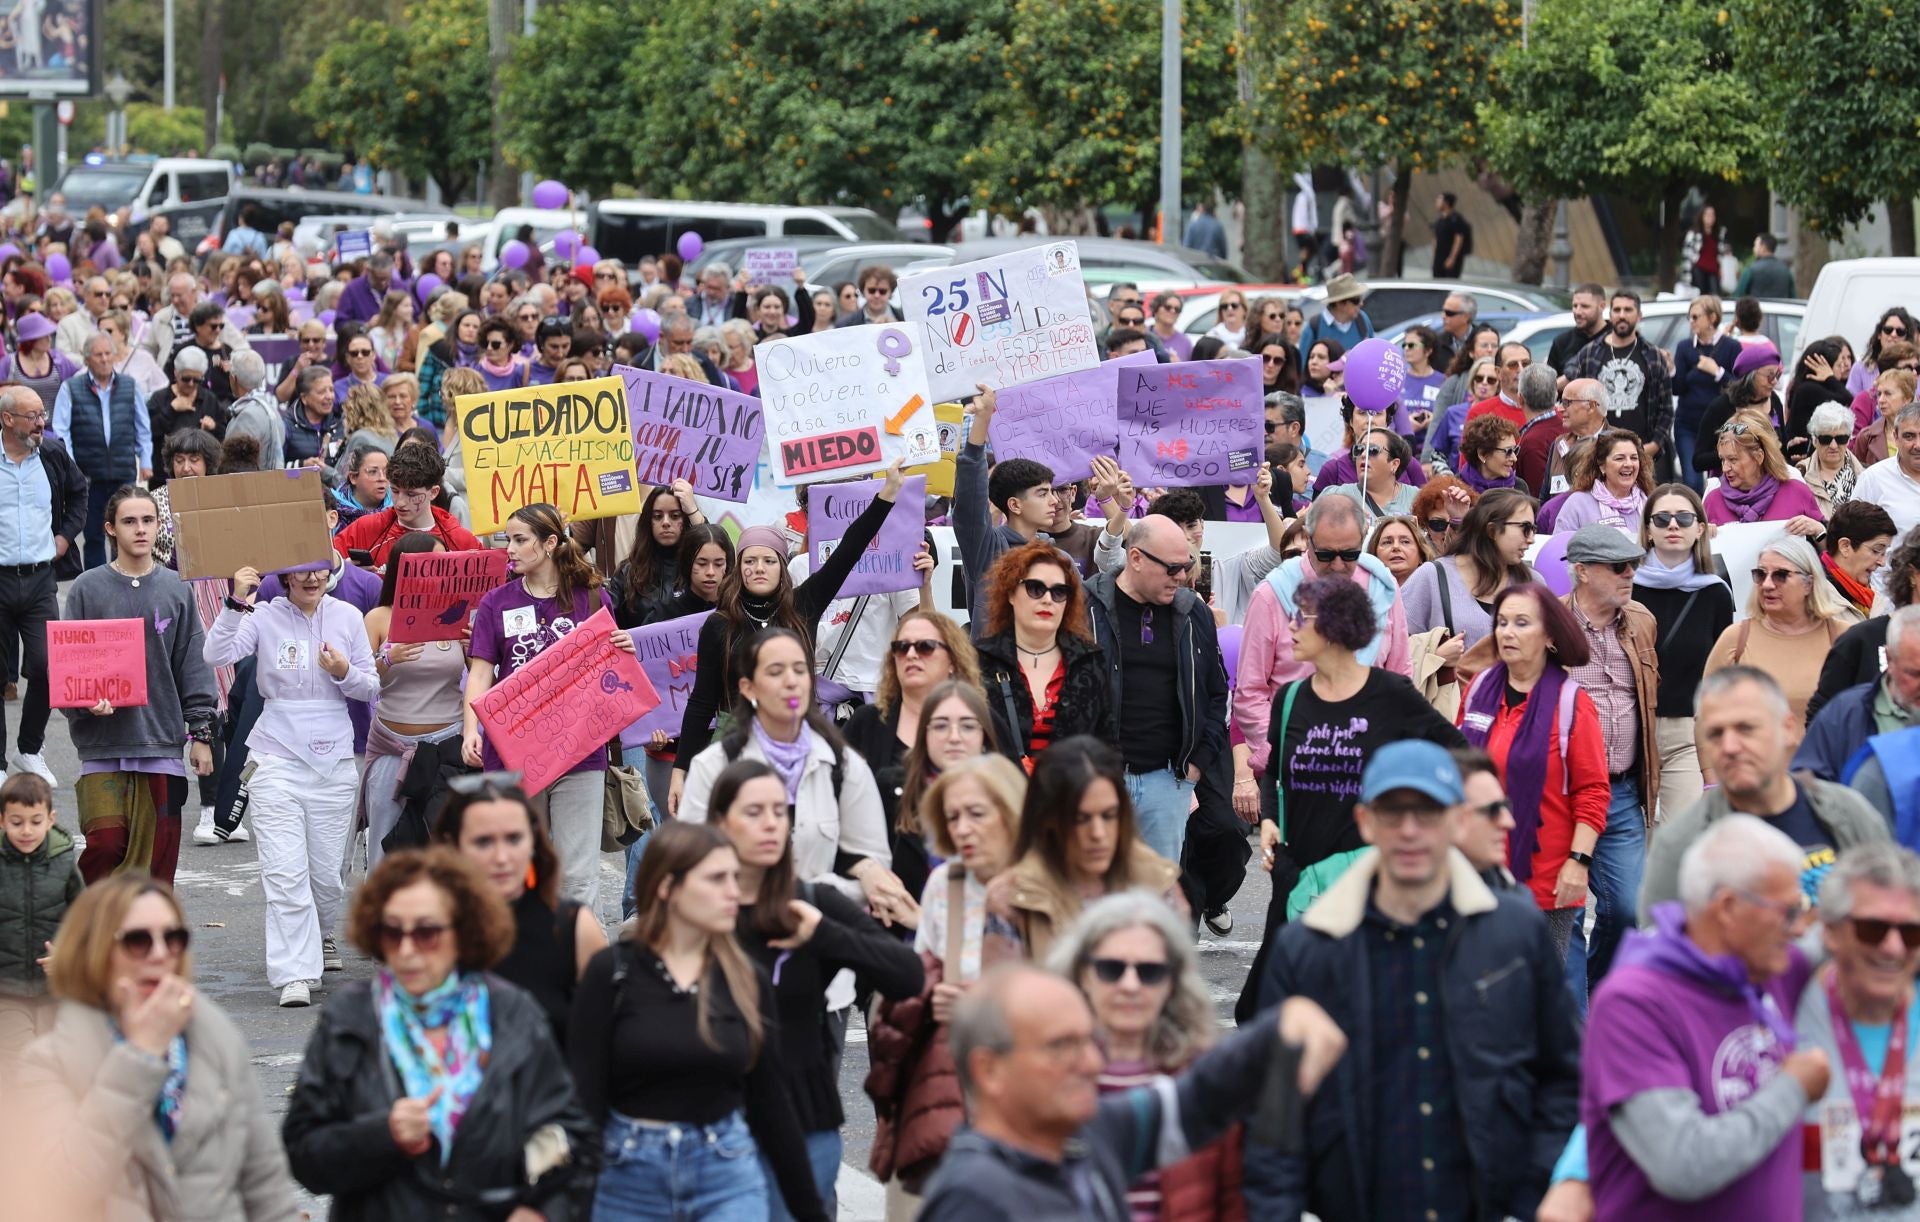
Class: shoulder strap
1732,618,1752,666
1274,681,1302,842
1556,681,1578,794
1429,558,1455,635
946,866,966,973
1657,588,1703,655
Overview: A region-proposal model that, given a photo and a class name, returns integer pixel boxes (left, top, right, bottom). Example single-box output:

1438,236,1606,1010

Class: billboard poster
0,0,103,98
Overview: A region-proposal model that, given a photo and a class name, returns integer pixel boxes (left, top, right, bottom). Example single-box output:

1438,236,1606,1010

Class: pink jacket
1232,554,1412,772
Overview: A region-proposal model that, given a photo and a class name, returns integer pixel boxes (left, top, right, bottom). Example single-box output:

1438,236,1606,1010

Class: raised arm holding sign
901,241,1101,402
1118,357,1265,488
455,375,642,534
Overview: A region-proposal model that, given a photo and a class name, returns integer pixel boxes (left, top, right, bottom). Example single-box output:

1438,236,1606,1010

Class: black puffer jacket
0,825,81,996
973,629,1114,762
283,974,597,1221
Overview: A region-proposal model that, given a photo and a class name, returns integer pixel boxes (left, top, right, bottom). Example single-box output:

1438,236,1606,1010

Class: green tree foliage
1732,0,1920,238
968,0,1241,225
293,0,491,200
1479,0,1763,282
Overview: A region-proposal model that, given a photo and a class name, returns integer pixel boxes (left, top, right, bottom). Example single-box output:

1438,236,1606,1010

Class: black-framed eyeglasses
1884,324,1910,337
300,336,328,346
1020,578,1071,603
1135,547,1193,577
889,639,948,658
1751,567,1806,587
117,925,191,956
1089,957,1171,986
347,347,373,358
1312,546,1363,563
1815,434,1850,447
485,339,510,350
1590,559,1638,575
1264,418,1280,434
176,375,202,386
1502,520,1538,538
1442,307,1465,317
1220,301,1244,311
1117,314,1144,325
1649,511,1699,528
1850,917,1920,950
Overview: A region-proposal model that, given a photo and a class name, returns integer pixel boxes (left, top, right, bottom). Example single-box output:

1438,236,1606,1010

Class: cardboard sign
744,247,799,281
901,241,1101,403
47,619,148,709
907,401,966,498
618,611,714,750
334,229,372,262
1118,357,1264,487
455,375,642,534
808,475,928,598
389,549,510,644
168,469,334,581
473,607,659,794
618,363,765,504
987,350,1157,480
757,323,940,487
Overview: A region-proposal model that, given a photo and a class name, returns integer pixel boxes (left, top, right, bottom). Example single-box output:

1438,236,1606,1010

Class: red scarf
1822,552,1875,616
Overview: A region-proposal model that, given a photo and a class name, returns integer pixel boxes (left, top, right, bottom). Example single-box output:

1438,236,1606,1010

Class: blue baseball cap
1360,741,1463,807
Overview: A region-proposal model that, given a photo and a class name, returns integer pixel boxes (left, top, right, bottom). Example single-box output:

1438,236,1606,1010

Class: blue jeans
760,1127,839,1222
1566,774,1647,1006
1673,422,1705,493
592,1109,766,1222
622,754,676,919
1125,766,1194,864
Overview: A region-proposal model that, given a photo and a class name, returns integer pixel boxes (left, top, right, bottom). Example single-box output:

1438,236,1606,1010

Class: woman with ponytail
571,821,828,1221
463,502,635,910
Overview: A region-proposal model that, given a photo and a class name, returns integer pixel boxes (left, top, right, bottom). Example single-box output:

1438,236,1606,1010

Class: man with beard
1550,283,1610,379
1564,290,1675,479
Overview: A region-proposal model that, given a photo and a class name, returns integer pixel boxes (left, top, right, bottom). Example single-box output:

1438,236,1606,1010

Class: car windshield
1190,259,1251,284
56,167,145,211
836,212,901,241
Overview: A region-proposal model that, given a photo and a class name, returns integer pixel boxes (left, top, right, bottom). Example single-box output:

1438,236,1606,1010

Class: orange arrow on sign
885,394,925,436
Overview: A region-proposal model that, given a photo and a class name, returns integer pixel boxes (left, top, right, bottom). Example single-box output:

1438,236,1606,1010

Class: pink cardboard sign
474,607,659,793
48,619,149,709
618,610,714,750
389,549,510,643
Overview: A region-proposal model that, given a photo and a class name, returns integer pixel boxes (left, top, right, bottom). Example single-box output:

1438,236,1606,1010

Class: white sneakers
6,751,55,786
322,936,343,972
191,808,250,845
279,980,313,1008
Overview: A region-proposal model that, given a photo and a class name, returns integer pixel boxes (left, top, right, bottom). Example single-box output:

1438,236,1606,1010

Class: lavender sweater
203,595,379,762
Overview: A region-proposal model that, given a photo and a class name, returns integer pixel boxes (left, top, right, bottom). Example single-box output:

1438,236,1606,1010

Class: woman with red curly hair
972,541,1114,767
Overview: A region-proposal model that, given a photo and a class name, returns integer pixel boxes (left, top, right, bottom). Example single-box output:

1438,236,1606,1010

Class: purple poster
807,474,927,597
986,349,1155,480
618,610,714,750
618,363,766,503
1118,357,1263,487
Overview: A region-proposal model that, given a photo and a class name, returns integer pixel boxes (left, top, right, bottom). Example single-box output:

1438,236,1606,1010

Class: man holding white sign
902,241,1101,403
756,321,940,487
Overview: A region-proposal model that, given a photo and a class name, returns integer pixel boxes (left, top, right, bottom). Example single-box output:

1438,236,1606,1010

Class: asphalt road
12,688,1273,1220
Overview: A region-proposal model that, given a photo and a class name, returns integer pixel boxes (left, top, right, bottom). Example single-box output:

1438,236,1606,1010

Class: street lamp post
104,73,132,155
1550,200,1572,289
1158,0,1181,245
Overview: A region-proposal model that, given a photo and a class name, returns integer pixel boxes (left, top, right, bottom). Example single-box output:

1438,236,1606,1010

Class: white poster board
756,322,941,487
1303,393,1345,458
901,240,1101,402
744,247,798,281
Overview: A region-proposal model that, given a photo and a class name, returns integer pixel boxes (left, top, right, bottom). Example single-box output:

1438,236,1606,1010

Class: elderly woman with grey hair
147,343,225,486
224,348,285,469
1798,400,1865,517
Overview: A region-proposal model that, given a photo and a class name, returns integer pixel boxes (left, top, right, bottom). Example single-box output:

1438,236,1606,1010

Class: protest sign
744,248,799,281
618,611,713,750
389,549,510,643
987,349,1156,481
758,323,940,487
1302,392,1345,459
168,469,333,580
473,607,659,794
901,241,1101,403
908,401,966,498
618,363,764,503
808,475,928,597
1117,357,1264,487
456,375,641,534
48,619,148,709
334,229,372,262
1710,520,1786,622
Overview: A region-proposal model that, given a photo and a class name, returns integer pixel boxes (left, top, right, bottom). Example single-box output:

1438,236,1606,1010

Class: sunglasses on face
1816,434,1850,447
348,347,373,358
301,337,327,346
447,770,523,795
1470,798,1511,821
1118,315,1144,325
1491,445,1520,458
1312,547,1363,564
1020,578,1072,604
889,638,948,657
1503,520,1538,537
1884,324,1910,337
117,925,191,956
1442,307,1465,317
486,339,510,350
1425,517,1462,535
176,375,201,387
1353,444,1387,460
1849,916,1920,950
1472,375,1498,386
1221,302,1244,311
377,921,450,954
1135,546,1193,577
1649,511,1699,528
1752,567,1807,587
1591,560,1639,575
1089,957,1172,986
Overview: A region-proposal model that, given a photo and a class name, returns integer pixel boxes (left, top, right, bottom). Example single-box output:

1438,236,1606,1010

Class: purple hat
736,525,789,561
14,311,56,343
1732,340,1781,378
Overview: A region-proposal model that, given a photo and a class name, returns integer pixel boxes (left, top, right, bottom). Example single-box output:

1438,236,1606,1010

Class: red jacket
1464,394,1527,429
1480,680,1611,912
332,504,482,566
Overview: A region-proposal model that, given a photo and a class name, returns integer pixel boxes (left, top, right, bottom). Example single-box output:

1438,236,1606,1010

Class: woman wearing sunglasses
1706,534,1855,721
1045,891,1246,1220
146,344,223,489
286,847,595,1220
1204,289,1248,347
1703,411,1826,534
1456,412,1529,496
1402,488,1539,654
473,315,525,393
415,308,480,427
1326,426,1416,519
1147,291,1193,361
1632,485,1734,819
1798,401,1865,517
1409,475,1479,555
972,541,1114,768
1553,427,1653,533
1846,306,1919,397
20,875,298,1219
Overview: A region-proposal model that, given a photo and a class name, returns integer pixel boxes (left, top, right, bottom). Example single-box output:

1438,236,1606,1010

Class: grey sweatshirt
60,565,216,761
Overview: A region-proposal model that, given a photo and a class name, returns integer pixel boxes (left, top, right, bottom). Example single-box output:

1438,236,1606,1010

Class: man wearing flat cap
1559,523,1661,1003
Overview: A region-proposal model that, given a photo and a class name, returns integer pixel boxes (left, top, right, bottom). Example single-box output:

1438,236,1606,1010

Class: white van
481,207,588,270
588,199,897,267
56,156,235,244
1798,257,1920,360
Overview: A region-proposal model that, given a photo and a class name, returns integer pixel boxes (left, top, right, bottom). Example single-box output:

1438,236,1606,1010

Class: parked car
587,199,897,266
481,207,587,271
1799,258,1916,361
881,236,1252,292
61,156,235,247
1382,298,1808,371
1181,277,1570,336
291,212,467,258
800,243,960,294
686,235,847,283
202,188,432,255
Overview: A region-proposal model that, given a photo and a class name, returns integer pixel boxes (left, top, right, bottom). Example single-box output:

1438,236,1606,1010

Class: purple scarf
752,717,815,804
1460,662,1566,883
1457,461,1521,495
1716,472,1781,523
1618,902,1800,1049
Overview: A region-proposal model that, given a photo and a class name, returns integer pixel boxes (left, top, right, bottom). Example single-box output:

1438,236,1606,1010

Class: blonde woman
380,371,420,436
366,289,414,369
1702,410,1824,532
1205,288,1249,346
719,317,760,395
661,352,709,384
1704,533,1855,720
1851,366,1917,466
438,367,485,526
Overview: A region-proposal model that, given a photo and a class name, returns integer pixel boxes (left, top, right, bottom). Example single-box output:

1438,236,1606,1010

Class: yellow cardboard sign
907,401,967,498
455,375,641,534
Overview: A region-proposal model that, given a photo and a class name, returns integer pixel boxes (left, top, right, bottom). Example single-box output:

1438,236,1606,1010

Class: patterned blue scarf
377,969,492,1165
111,1022,188,1143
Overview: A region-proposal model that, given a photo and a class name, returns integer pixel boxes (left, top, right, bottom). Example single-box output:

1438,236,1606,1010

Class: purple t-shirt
1394,369,1448,433
1584,949,1814,1221
468,579,614,780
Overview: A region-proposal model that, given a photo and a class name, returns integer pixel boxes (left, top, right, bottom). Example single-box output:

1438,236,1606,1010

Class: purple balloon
575,246,600,268
676,231,704,262
319,309,338,327
500,239,530,270
531,179,569,210
1217,624,1243,690
553,231,581,260
632,308,661,344
45,253,70,283
414,273,443,304
1342,336,1408,412
0,243,19,261
1531,531,1574,598
286,282,307,301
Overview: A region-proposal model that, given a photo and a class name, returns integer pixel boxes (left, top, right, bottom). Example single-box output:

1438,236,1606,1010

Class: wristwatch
1567,850,1595,868
223,596,254,614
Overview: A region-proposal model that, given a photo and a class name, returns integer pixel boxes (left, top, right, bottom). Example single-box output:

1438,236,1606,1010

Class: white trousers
251,753,359,987
535,769,604,911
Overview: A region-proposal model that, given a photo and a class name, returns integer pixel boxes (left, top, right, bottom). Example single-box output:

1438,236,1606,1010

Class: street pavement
13,688,1272,1220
